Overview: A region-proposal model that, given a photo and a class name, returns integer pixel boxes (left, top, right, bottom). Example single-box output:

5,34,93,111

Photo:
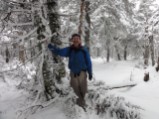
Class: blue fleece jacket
48,44,92,76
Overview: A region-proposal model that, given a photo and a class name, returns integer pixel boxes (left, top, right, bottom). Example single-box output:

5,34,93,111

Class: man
48,33,92,108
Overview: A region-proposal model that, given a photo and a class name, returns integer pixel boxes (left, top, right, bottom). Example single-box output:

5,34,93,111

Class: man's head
71,33,81,47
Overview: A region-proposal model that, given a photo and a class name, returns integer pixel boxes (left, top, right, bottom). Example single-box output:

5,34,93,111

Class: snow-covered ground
93,58,159,119
0,58,159,119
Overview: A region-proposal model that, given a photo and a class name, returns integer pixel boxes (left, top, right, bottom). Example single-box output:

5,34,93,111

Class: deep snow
0,58,159,119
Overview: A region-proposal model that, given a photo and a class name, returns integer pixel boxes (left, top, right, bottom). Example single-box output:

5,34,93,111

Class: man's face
72,36,81,47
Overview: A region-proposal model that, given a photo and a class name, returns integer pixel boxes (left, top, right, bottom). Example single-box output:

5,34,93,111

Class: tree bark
78,0,85,35
97,47,100,57
19,45,25,63
144,45,149,66
5,46,10,63
107,47,110,62
124,45,127,60
32,0,47,100
115,45,121,60
84,1,91,52
106,39,110,62
144,25,149,66
30,40,35,63
149,35,155,66
144,72,149,82
156,57,159,72
46,0,66,83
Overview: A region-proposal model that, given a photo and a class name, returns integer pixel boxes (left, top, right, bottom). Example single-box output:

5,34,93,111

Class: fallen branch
91,83,137,91
108,83,137,90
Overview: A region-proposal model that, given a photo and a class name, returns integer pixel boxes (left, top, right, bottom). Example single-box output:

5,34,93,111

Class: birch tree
84,1,91,52
78,0,85,35
46,0,66,82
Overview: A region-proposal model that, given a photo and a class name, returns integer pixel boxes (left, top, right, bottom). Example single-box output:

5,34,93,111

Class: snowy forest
0,0,159,119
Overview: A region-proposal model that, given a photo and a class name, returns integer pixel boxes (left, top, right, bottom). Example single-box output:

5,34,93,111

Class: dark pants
70,71,87,107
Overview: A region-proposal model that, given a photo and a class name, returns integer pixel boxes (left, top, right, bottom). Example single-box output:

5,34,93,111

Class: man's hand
89,74,92,80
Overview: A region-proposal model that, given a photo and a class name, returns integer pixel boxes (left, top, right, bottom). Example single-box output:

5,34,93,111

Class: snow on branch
0,49,43,74
86,81,142,119
8,22,34,27
17,27,37,43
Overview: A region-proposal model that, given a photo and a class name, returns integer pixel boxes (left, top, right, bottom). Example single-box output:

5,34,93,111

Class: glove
89,74,92,80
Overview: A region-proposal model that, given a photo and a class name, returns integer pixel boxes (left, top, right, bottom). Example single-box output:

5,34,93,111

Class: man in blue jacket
48,33,92,108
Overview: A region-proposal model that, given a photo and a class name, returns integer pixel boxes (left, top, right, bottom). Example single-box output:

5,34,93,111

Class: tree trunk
149,35,155,66
97,47,100,57
144,25,149,67
33,0,66,100
33,0,46,100
144,45,149,66
107,46,110,62
46,0,66,82
156,57,159,72
144,72,149,82
106,39,110,62
19,45,25,63
78,0,85,35
84,1,91,52
115,45,121,60
5,46,10,63
124,45,127,60
30,40,35,63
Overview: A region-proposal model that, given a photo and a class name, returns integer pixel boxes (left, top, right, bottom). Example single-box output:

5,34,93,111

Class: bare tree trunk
144,45,149,66
30,40,35,63
156,57,159,72
84,1,91,52
115,45,121,60
107,47,110,62
19,45,25,63
5,46,10,63
97,47,100,57
78,0,85,35
149,35,155,66
144,72,149,82
106,39,110,62
12,43,18,58
144,25,149,66
124,45,127,60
